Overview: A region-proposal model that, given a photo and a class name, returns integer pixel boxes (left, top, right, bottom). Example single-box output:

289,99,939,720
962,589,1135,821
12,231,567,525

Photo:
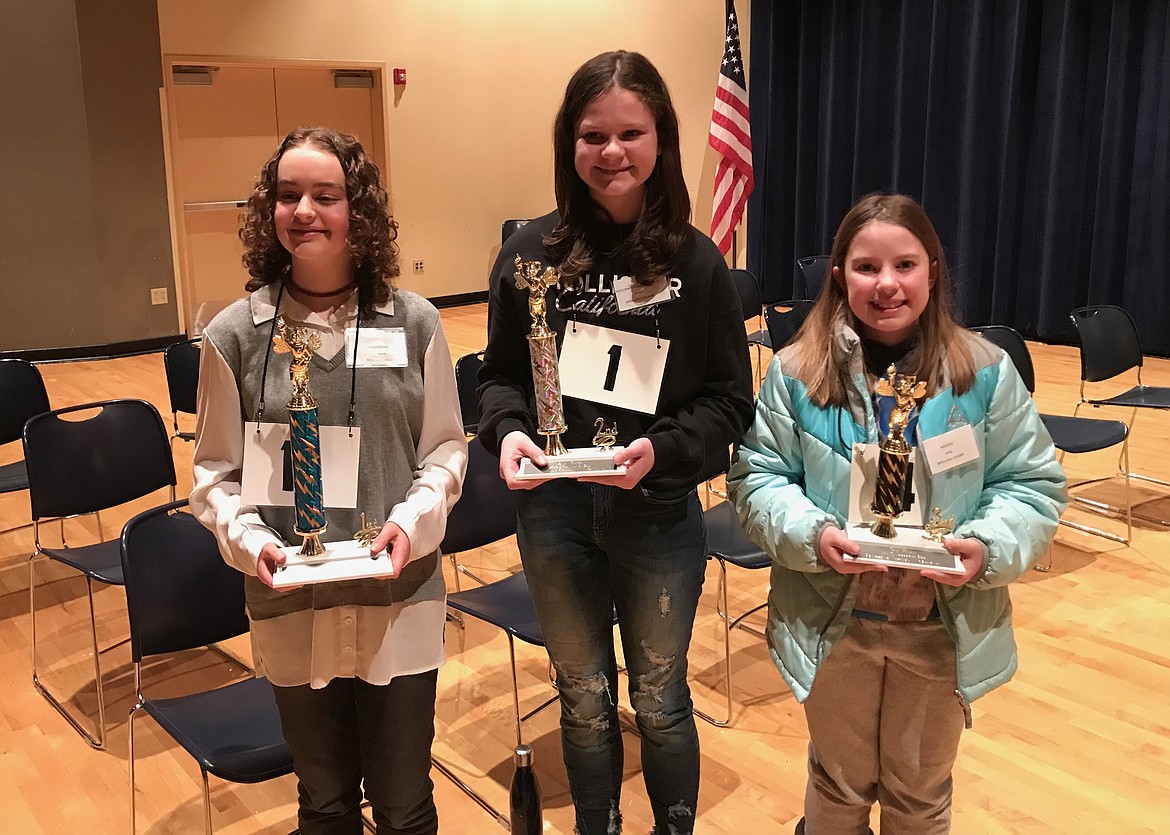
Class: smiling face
836,221,934,345
573,85,659,223
273,145,350,266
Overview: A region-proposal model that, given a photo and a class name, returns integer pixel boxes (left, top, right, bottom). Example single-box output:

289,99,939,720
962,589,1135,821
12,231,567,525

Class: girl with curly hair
191,126,467,834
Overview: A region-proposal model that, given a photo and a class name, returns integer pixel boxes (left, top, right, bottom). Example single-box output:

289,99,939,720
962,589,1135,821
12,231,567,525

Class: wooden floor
1,303,1168,833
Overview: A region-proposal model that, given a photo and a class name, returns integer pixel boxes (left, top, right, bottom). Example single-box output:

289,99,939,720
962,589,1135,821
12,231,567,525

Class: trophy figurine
269,317,396,586
513,257,626,480
843,365,964,574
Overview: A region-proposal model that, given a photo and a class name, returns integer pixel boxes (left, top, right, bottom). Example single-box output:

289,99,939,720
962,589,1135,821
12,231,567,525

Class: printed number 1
603,344,622,391
281,439,294,492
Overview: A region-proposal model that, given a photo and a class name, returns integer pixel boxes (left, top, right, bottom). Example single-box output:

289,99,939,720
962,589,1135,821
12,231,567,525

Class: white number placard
559,322,669,415
241,423,361,508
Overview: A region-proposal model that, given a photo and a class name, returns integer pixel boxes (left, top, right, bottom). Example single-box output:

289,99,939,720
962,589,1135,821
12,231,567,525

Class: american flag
708,0,754,256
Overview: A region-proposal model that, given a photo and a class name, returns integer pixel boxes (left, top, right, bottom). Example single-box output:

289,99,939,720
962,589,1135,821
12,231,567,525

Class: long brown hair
239,126,399,320
545,50,691,287
789,193,975,406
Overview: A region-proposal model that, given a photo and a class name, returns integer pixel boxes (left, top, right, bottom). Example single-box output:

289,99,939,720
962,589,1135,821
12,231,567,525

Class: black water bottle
509,744,542,835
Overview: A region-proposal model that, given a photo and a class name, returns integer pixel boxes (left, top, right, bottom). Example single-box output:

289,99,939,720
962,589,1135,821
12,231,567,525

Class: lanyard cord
254,281,361,433
347,290,361,435
254,283,285,432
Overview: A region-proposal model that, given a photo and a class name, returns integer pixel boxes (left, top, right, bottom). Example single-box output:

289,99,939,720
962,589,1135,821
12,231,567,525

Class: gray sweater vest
204,288,445,620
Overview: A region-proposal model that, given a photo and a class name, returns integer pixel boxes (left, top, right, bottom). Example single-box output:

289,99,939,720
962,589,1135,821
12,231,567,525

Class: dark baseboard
0,335,186,364
431,291,488,309
3,290,487,363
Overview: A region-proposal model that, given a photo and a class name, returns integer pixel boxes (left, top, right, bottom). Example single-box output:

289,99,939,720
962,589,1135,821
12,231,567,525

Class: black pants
272,670,439,835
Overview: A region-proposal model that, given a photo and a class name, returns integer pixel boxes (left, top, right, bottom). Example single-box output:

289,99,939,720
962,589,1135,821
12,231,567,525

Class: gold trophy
512,257,626,480
844,366,962,573
270,316,397,587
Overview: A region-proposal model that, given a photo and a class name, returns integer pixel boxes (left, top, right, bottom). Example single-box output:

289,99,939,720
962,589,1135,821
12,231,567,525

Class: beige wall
157,0,750,303
1,0,176,353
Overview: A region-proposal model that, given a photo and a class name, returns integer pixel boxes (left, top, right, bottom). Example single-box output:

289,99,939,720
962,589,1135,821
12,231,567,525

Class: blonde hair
789,193,975,406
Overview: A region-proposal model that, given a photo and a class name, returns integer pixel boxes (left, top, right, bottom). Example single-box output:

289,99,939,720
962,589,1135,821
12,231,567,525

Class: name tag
241,423,361,508
346,327,407,368
559,322,669,415
613,275,674,311
920,424,980,474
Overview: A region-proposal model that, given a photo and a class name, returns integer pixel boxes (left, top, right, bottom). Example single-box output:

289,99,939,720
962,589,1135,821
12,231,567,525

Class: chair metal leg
129,702,139,835
694,559,733,727
29,553,108,749
446,554,465,629
507,635,523,749
429,756,509,828
1049,440,1135,551
1074,403,1170,527
201,768,213,834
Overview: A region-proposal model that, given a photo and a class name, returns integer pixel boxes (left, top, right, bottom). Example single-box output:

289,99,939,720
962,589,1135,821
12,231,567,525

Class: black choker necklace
287,278,356,298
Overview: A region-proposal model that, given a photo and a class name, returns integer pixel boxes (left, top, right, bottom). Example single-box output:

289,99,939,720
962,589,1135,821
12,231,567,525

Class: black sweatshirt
477,210,755,497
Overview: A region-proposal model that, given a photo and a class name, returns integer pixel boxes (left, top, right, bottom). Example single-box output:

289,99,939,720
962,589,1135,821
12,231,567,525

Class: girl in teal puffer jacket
728,193,1067,835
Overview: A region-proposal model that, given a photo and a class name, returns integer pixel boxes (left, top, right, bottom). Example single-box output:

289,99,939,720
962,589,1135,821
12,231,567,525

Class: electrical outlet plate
150,287,168,305
413,260,425,273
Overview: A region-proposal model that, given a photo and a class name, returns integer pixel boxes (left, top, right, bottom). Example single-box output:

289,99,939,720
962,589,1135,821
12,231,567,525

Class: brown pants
802,618,966,835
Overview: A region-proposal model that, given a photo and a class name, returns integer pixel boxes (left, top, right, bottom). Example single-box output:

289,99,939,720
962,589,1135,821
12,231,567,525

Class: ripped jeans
517,480,706,835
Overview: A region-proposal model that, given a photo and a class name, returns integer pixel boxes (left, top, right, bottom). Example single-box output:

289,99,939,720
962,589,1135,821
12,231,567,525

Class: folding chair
731,268,768,376
24,399,176,748
163,337,201,445
502,218,529,244
122,500,292,834
973,325,1131,561
454,351,485,436
443,438,517,593
693,500,770,727
764,299,815,355
0,358,51,537
796,255,829,299
431,438,522,820
1069,305,1170,526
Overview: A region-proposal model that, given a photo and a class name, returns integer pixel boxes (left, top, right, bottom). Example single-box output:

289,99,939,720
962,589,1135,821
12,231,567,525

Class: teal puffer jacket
728,327,1068,704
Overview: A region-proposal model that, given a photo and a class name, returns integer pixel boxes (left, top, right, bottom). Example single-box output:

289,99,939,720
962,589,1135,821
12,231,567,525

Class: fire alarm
393,68,407,86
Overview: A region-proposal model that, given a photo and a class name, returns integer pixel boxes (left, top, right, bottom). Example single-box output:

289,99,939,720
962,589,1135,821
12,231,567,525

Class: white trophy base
843,523,964,574
272,539,396,588
516,446,627,480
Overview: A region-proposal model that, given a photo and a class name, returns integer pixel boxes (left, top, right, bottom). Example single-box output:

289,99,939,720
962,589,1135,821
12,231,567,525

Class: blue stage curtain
748,0,1170,354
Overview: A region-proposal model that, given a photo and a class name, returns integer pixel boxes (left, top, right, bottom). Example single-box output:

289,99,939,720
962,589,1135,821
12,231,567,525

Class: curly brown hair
239,126,399,320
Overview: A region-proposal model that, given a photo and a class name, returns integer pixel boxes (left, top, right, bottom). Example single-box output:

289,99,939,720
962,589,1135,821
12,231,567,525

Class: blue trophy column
289,404,327,555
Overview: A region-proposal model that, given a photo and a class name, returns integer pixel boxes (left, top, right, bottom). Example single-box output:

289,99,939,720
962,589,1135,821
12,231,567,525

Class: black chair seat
704,502,770,569
176,430,196,442
0,459,29,494
144,676,292,784
446,571,544,646
41,540,125,585
1087,385,1170,410
1042,415,1128,454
